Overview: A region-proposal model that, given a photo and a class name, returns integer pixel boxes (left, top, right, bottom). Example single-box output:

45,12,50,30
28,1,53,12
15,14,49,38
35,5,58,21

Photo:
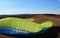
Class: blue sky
0,0,60,15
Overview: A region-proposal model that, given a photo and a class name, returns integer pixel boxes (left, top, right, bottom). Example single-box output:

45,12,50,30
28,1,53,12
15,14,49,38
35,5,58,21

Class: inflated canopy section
0,17,53,33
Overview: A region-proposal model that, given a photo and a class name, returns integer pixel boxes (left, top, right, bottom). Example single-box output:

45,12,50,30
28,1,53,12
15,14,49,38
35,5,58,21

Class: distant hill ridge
0,14,60,19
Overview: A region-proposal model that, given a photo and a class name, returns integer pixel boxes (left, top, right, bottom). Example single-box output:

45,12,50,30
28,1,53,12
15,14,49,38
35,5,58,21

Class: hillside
0,14,60,38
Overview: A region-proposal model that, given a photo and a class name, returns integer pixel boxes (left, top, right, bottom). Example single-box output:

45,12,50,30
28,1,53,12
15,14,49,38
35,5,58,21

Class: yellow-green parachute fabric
0,17,53,35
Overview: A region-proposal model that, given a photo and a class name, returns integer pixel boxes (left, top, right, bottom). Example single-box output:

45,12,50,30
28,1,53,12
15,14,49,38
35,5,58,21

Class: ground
0,14,60,38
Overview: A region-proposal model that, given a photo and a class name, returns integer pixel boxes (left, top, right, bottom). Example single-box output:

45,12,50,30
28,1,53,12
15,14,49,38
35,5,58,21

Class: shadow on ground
5,26,59,38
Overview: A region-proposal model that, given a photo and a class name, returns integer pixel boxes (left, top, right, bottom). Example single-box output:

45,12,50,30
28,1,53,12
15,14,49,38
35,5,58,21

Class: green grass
0,17,53,32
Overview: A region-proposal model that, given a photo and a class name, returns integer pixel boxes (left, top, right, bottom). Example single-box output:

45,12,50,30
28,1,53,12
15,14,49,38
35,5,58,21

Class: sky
0,0,60,15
